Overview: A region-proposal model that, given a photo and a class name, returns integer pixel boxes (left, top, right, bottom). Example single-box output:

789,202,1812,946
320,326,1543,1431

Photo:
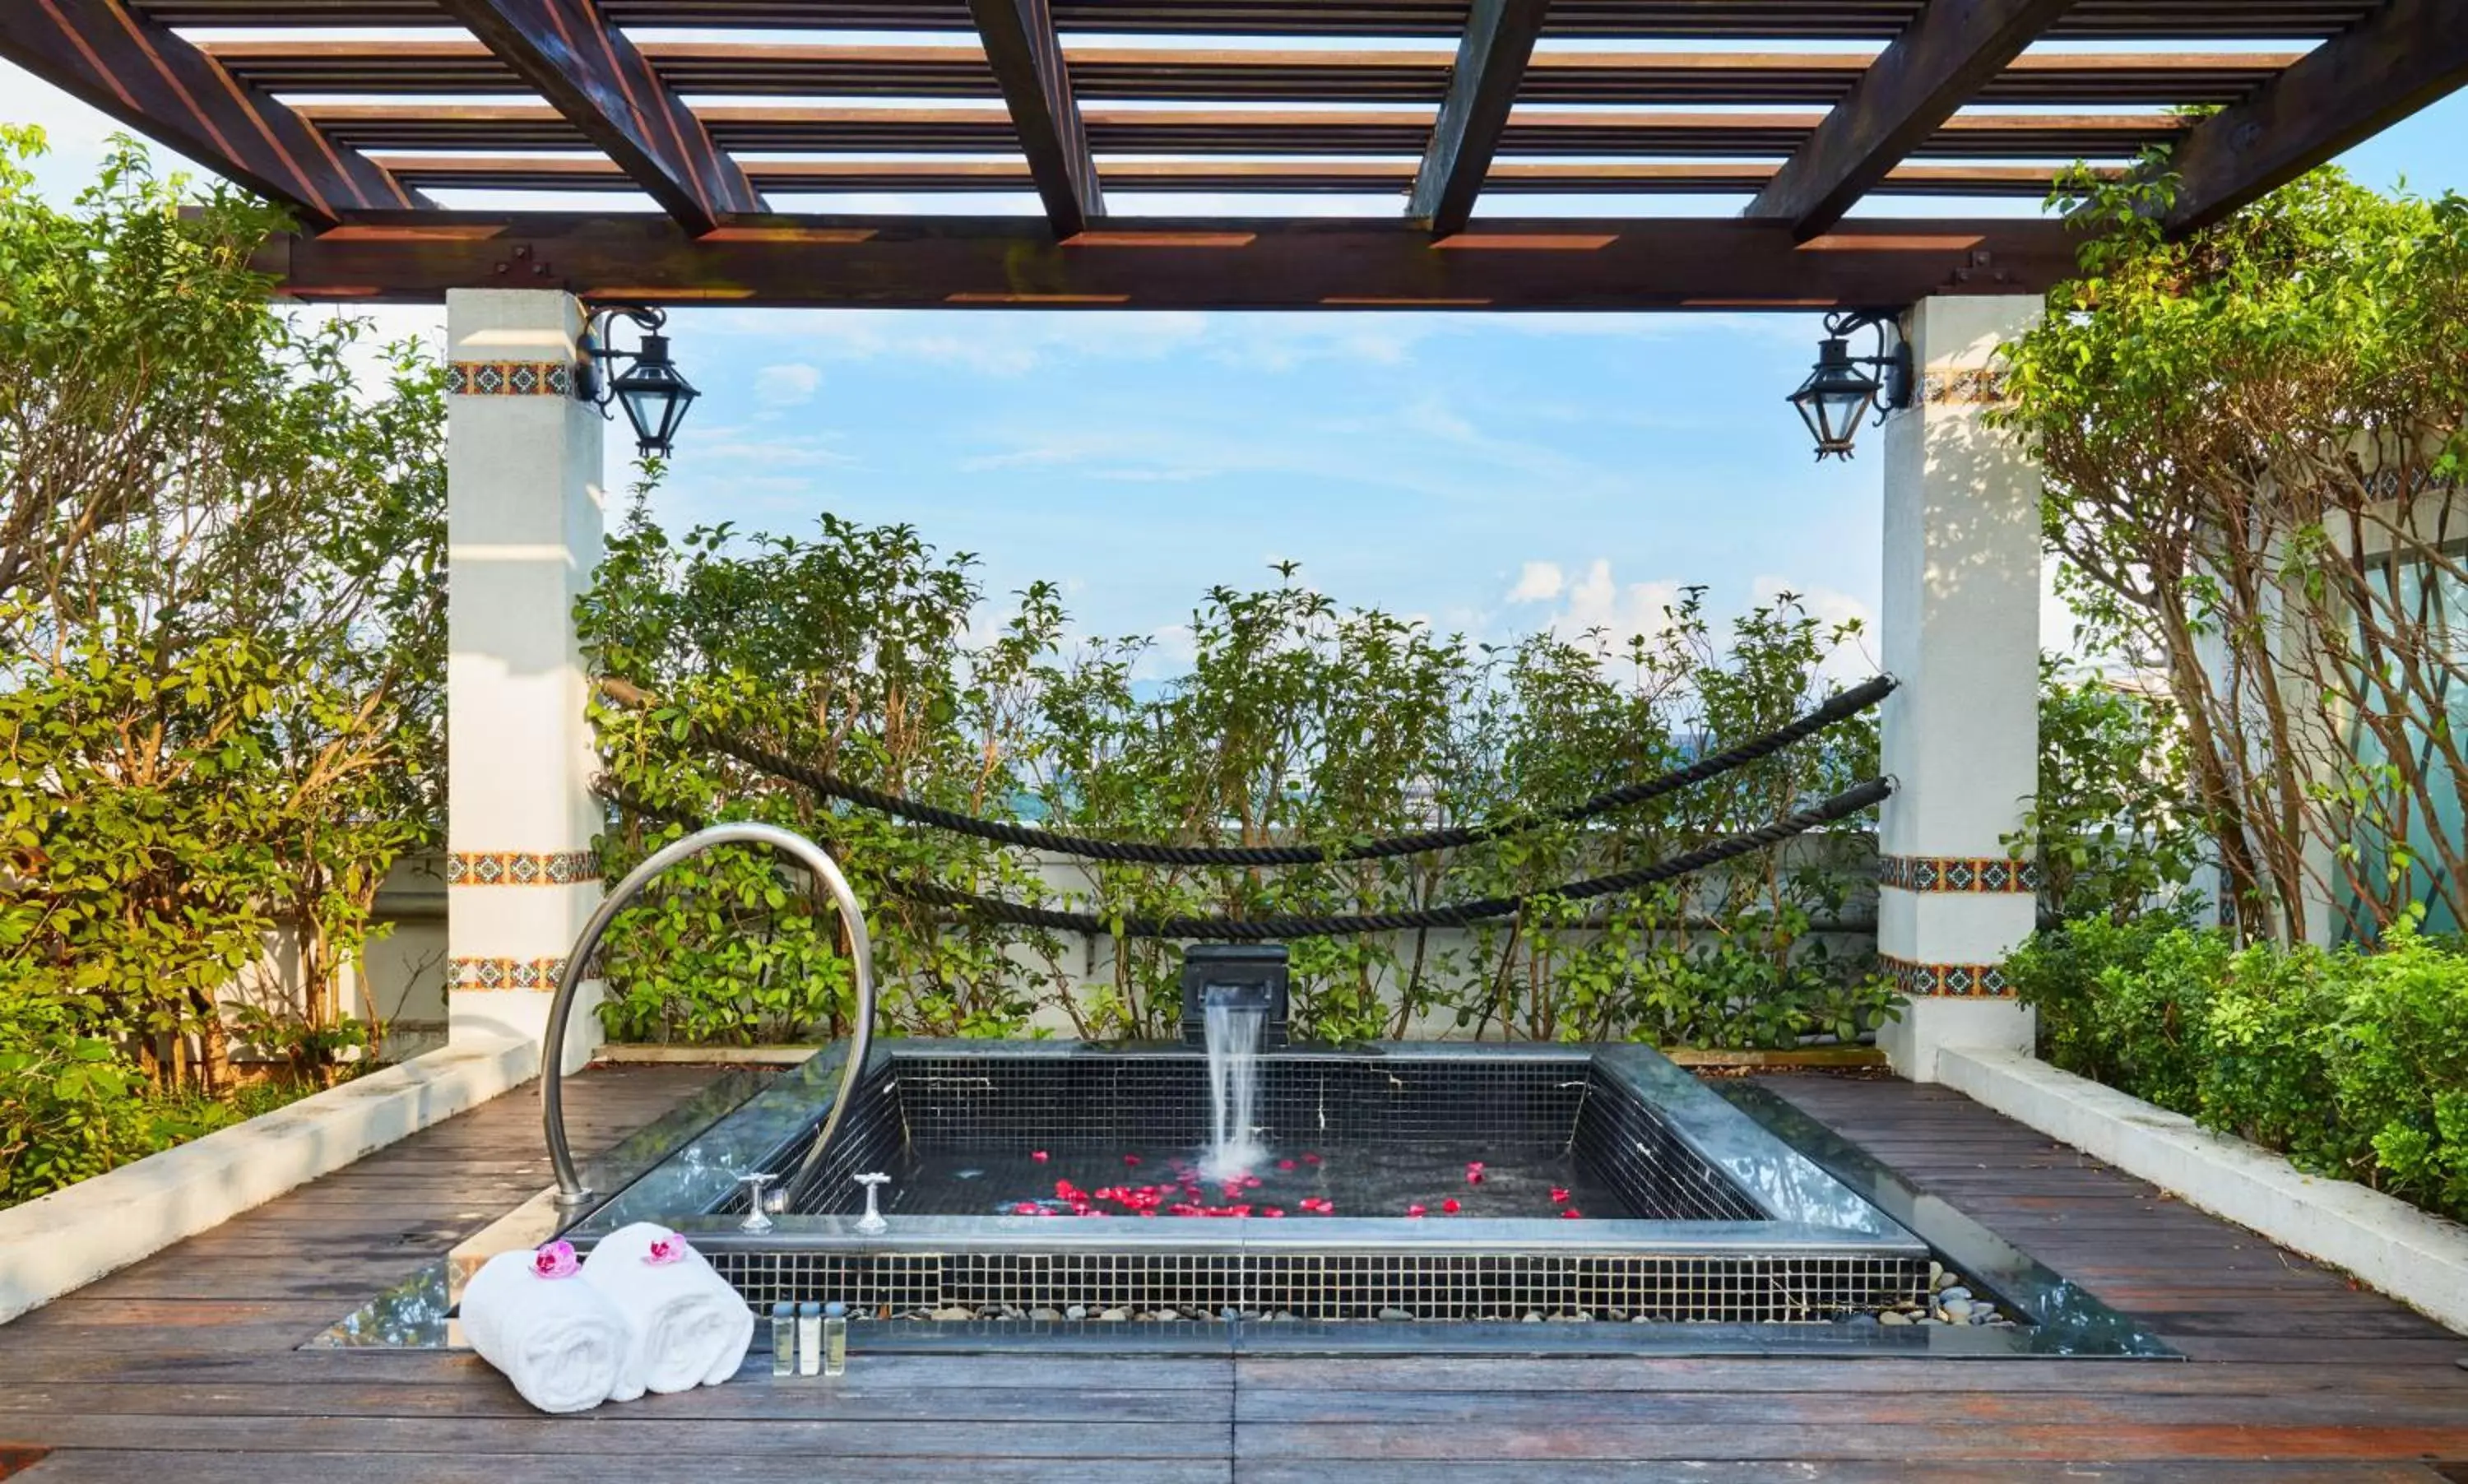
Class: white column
1875,294,2043,1081
444,290,607,1073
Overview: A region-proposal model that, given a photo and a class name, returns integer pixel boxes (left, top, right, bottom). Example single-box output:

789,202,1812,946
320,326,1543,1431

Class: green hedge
2006,921,2468,1223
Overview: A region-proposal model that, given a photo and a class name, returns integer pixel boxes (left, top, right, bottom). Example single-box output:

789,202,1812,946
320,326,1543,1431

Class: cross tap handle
853,1172,891,1236
737,1172,778,1234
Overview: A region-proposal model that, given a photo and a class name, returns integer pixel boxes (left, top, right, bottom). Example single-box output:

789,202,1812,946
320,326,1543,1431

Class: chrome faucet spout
542,822,876,1210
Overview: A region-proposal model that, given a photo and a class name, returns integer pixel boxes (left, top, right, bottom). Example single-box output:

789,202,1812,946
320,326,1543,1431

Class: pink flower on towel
644,1234,689,1267
532,1241,580,1279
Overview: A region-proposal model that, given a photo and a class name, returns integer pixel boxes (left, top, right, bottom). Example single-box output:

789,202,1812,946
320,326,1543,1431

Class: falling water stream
1199,1002,1265,1180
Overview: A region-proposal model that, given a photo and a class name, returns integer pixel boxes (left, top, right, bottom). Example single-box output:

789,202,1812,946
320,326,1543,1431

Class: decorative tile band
1879,855,2039,894
1921,367,2010,406
447,850,600,887
1878,953,2014,999
446,359,573,397
449,956,569,991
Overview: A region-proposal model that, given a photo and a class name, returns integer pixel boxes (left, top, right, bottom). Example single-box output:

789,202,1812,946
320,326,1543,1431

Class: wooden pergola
4,0,2461,305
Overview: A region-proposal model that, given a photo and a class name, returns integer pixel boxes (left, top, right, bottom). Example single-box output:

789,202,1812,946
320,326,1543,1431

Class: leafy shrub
2013,658,2206,925
580,499,1896,1050
0,132,437,1201
0,991,208,1204
2007,921,2468,1222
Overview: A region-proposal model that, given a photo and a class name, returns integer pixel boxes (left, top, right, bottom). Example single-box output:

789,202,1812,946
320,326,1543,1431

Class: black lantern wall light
1787,309,1912,461
578,304,698,459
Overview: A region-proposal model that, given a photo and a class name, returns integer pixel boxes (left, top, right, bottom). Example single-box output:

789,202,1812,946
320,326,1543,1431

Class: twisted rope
597,673,1893,868
595,776,1891,941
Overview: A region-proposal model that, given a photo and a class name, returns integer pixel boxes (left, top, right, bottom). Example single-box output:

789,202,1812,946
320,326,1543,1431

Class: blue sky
8,53,2466,670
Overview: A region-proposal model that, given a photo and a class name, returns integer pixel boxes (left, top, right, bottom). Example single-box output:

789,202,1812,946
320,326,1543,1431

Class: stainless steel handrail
543,821,875,1210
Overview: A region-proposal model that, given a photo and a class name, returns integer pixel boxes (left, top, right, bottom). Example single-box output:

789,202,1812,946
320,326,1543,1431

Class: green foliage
0,130,438,1199
582,499,1895,1050
2013,657,2206,925
1996,167,2468,941
2006,921,2468,1222
0,989,195,1204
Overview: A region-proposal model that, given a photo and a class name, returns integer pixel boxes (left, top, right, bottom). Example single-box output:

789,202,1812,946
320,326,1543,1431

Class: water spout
1199,999,1265,1180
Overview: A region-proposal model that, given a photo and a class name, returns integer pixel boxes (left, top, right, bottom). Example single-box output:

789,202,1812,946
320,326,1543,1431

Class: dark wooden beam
263,212,2078,310
432,0,763,235
2162,0,2468,235
0,0,418,229
1409,0,1551,234
1745,0,2076,240
965,0,1104,236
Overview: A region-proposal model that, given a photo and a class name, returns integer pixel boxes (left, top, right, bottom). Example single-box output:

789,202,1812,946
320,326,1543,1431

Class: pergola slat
132,0,2386,39
1747,0,2076,239
2162,0,2468,234
265,211,2085,309
204,39,2298,107
432,0,763,234
0,0,418,229
299,102,2184,159
1410,0,1552,234
378,153,2095,197
966,0,1103,235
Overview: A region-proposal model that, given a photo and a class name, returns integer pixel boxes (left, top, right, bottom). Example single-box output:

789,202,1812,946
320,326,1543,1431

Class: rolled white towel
580,1222,757,1398
459,1243,632,1414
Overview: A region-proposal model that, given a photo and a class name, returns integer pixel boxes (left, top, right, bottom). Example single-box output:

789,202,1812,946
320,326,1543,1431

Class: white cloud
702,309,1215,378
1508,561,1565,602
754,362,820,407
1546,560,1687,647
1751,575,1881,678
1130,622,1198,681
684,429,856,471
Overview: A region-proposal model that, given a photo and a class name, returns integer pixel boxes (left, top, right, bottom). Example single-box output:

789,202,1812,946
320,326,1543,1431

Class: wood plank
1230,1387,2468,1427
1746,0,2077,237
262,211,2086,310
965,0,1102,236
0,0,416,228
1231,1464,2449,1484
22,1415,1231,1458
16,1454,1234,1484
431,0,762,234
1408,0,1550,234
2162,0,2468,234
1234,1421,2468,1461
0,1381,1228,1424
1235,1354,2468,1394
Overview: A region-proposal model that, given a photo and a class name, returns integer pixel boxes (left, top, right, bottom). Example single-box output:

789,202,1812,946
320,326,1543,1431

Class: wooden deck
2,1064,2463,1482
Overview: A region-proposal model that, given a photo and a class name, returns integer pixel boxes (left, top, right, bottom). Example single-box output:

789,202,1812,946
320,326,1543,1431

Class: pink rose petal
1561,1208,1583,1220
1406,1204,1427,1217
1550,1187,1570,1204
1031,1150,1049,1163
1441,1198,1460,1214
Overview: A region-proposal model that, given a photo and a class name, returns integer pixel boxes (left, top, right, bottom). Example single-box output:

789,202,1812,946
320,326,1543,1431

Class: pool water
879,1139,1629,1221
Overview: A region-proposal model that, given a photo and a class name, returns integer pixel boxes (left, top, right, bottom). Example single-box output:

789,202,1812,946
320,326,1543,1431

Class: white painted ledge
0,1034,540,1324
1939,1046,2468,1336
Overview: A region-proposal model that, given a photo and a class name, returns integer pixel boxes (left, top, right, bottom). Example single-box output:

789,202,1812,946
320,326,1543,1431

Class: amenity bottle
823,1301,848,1376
